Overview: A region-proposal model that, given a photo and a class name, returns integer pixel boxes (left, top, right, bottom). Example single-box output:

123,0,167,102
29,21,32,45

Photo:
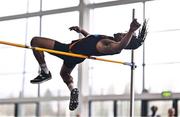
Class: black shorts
50,41,85,68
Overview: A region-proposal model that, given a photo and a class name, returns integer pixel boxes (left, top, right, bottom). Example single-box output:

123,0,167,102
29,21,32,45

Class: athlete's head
113,19,148,50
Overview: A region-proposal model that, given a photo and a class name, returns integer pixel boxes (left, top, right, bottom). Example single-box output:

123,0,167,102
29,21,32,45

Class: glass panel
145,0,180,93
0,19,27,44
0,48,24,73
41,12,79,42
42,0,79,11
89,60,131,95
28,0,40,13
40,101,77,116
0,0,27,17
91,101,113,117
0,17,39,73
26,17,40,42
39,64,78,97
39,67,78,97
90,3,143,35
19,103,36,116
89,3,143,95
0,74,23,98
145,64,180,93
25,49,39,74
117,101,141,117
145,31,180,93
148,101,172,117
25,17,40,73
178,101,180,116
146,0,180,32
0,17,40,97
140,0,180,93
90,0,119,4
23,73,38,97
146,31,180,64
40,12,79,97
0,104,14,116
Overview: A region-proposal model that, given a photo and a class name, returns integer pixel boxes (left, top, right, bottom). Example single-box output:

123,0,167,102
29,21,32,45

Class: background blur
0,0,180,116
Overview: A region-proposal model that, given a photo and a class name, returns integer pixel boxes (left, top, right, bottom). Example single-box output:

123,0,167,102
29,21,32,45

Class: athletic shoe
69,88,79,111
30,70,52,84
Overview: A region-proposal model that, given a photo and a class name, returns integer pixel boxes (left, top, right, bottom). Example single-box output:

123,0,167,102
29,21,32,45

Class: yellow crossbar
0,40,132,66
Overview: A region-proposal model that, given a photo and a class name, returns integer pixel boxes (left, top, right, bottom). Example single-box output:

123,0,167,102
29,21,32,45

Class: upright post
130,8,135,117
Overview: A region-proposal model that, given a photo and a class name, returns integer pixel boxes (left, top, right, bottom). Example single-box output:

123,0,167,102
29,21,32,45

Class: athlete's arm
96,19,141,54
69,26,89,37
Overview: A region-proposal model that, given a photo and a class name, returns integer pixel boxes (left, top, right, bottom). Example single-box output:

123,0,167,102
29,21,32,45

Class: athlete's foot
69,88,79,111
30,70,52,84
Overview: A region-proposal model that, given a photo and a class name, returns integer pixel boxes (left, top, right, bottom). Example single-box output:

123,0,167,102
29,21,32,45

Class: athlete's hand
130,19,141,32
69,26,81,33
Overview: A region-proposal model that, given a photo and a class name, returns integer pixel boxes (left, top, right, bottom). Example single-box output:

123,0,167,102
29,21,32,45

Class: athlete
30,19,147,111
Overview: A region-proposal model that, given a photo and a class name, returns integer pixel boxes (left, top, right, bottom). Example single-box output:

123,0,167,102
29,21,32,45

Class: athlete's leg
30,36,55,65
30,37,55,84
60,63,79,111
60,63,76,91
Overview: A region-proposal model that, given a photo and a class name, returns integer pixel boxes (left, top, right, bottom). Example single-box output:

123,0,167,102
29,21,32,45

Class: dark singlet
69,34,115,56
51,34,116,68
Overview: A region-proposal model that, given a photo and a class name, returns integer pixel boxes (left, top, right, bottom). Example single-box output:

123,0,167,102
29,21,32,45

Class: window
89,3,143,95
146,0,180,32
0,104,14,116
91,101,113,117
19,103,36,116
23,73,39,97
0,74,23,98
0,48,25,74
148,101,172,116
40,12,79,97
0,19,27,98
0,17,40,98
117,101,141,117
145,0,180,93
42,0,79,11
0,19,27,44
40,101,77,116
90,0,119,4
0,0,27,17
28,0,41,13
